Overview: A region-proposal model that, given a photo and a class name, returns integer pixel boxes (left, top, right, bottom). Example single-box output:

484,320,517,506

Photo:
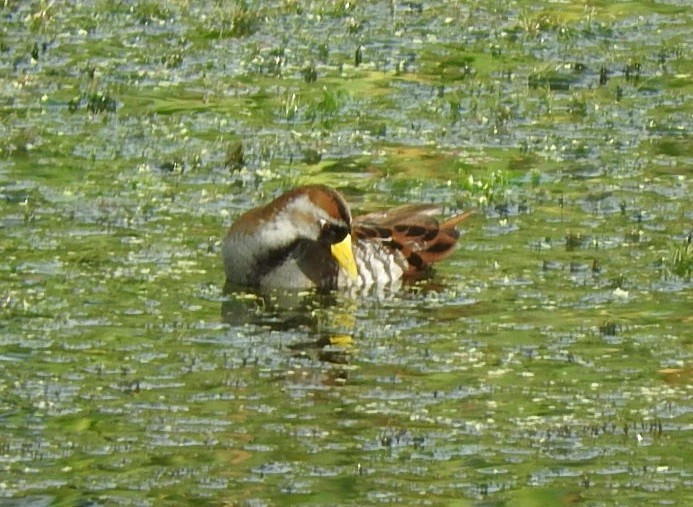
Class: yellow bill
330,233,358,279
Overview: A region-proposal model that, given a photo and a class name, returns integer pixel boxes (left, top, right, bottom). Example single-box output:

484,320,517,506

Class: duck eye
319,221,349,244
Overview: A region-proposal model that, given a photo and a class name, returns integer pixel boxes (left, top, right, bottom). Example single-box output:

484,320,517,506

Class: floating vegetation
624,228,643,244
664,238,692,279
457,168,510,205
132,0,172,25
354,45,363,67
302,147,321,165
624,61,641,83
161,49,184,69
306,88,347,127
68,91,118,114
528,70,579,91
159,159,185,173
279,90,300,122
225,141,245,171
565,232,585,251
302,61,318,83
198,0,263,38
599,320,618,336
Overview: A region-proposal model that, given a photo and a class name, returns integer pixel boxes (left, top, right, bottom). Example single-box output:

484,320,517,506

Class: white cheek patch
223,194,324,285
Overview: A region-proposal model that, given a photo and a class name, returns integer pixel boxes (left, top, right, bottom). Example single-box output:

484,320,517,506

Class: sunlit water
1,1,691,505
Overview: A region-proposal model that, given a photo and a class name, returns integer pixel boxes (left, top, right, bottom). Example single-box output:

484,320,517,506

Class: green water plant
306,88,347,128
664,238,692,279
458,167,510,206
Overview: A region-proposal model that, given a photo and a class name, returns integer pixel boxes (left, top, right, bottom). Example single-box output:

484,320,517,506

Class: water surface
1,1,691,505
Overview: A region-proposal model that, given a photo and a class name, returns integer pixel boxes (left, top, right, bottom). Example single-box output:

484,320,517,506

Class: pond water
1,1,691,505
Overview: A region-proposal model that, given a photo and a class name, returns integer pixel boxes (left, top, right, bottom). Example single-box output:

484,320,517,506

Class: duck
222,184,472,291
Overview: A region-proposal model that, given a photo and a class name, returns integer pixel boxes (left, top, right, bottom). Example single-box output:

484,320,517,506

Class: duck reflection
221,281,361,366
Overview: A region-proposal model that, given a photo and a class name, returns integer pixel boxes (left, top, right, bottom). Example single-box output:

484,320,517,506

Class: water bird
222,184,471,290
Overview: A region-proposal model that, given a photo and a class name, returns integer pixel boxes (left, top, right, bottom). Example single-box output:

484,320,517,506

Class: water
1,1,691,505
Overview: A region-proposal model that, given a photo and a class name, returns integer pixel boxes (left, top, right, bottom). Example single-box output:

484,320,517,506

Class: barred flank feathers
353,207,473,277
